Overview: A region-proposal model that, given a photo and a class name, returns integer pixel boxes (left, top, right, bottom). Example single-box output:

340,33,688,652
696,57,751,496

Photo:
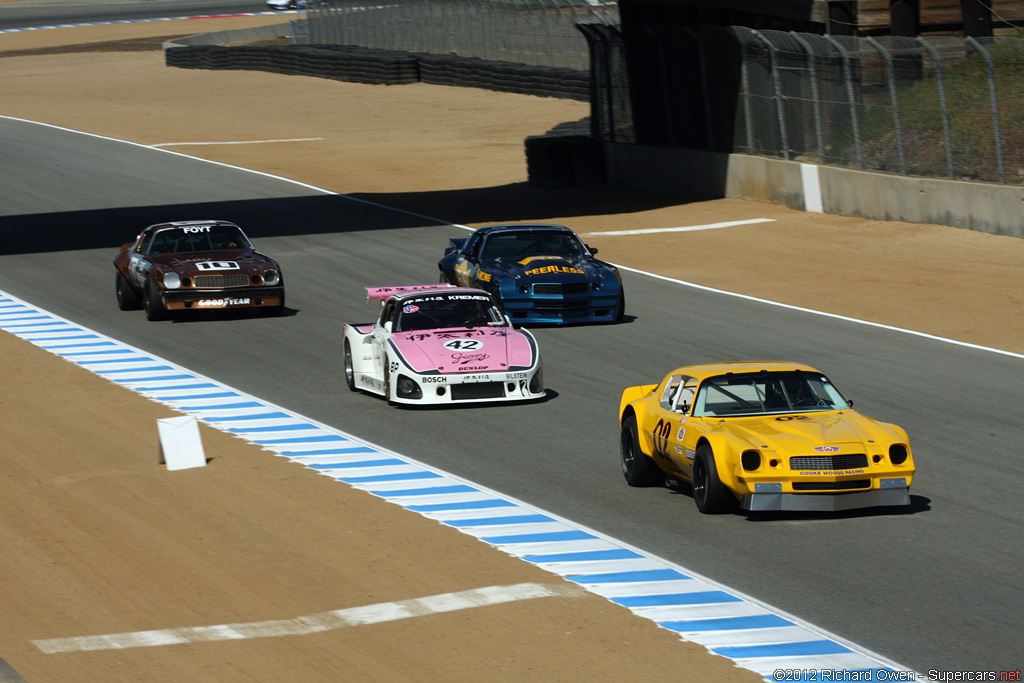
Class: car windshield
147,225,252,254
693,371,850,417
395,293,506,332
479,230,584,260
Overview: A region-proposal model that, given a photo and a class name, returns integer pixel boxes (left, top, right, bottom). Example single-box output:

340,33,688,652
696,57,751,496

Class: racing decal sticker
676,427,686,441
182,226,212,233
198,298,251,307
813,446,841,453
450,352,490,366
523,265,585,276
402,305,419,314
443,339,483,351
196,261,241,271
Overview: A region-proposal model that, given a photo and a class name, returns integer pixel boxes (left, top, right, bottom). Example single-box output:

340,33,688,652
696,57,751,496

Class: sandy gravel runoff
0,13,1021,683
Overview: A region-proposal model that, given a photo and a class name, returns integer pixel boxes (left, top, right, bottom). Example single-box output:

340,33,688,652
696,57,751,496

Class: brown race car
113,220,285,321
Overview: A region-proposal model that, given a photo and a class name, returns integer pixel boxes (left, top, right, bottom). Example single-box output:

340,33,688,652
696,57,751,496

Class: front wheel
115,270,142,311
344,339,356,392
383,364,395,406
620,415,662,486
692,444,737,514
142,278,167,321
614,292,626,322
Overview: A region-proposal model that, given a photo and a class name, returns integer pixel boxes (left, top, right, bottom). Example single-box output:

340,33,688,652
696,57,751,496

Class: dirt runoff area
0,13,1021,683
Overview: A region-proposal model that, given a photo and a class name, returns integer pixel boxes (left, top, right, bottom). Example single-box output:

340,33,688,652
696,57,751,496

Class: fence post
915,36,955,180
823,35,863,170
866,36,907,176
965,36,1006,184
751,30,789,159
790,32,825,163
739,38,755,154
682,26,715,150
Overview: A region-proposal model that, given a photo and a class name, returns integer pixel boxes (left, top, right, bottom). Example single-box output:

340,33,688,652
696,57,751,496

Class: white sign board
157,415,207,471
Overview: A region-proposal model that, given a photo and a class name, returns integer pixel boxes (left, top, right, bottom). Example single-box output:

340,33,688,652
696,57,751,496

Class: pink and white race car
343,285,545,406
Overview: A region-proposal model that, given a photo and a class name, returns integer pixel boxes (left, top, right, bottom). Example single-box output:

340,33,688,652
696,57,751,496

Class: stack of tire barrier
165,45,587,99
417,54,588,102
165,43,601,187
165,45,420,85
525,118,605,189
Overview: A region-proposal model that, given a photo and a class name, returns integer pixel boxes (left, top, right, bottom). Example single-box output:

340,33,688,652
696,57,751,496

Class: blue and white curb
0,290,918,681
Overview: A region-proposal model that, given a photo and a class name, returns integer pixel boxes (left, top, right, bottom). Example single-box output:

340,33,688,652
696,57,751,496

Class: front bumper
740,485,911,512
391,369,545,405
160,287,284,311
502,293,621,325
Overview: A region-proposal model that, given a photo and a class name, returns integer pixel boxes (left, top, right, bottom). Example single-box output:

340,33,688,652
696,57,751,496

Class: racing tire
142,278,168,322
614,292,626,322
344,339,357,392
620,414,662,487
115,270,142,311
692,444,737,514
438,269,450,285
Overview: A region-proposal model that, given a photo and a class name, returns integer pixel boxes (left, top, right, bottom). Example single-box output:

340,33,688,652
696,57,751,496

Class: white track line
582,218,776,236
151,138,323,147
33,583,574,653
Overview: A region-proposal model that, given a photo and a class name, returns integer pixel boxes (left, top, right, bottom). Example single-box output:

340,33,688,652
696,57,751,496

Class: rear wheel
344,340,356,392
115,270,142,311
142,278,167,321
620,415,662,486
692,444,737,514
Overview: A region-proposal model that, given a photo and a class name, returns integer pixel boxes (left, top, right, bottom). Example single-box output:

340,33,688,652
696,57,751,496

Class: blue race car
438,224,624,325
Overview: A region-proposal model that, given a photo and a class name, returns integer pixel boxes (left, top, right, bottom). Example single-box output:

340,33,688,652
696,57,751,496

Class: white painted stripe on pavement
582,218,776,236
33,582,572,653
152,138,323,147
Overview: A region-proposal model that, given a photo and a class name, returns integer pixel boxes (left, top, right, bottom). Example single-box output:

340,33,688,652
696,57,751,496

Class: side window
675,381,696,414
464,233,481,258
137,230,154,254
379,302,395,328
660,376,683,410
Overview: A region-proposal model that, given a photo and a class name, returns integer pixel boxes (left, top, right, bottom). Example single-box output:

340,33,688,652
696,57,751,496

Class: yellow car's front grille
194,274,250,289
790,454,868,470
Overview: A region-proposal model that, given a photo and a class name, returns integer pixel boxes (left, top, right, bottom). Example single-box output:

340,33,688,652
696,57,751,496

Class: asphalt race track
2,117,1022,674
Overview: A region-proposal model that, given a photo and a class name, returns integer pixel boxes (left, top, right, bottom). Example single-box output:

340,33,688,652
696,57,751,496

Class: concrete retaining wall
604,143,1024,238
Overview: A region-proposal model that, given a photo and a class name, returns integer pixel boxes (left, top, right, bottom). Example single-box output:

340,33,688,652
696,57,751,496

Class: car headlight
163,272,181,289
263,269,280,286
396,374,422,399
889,443,909,465
741,450,762,471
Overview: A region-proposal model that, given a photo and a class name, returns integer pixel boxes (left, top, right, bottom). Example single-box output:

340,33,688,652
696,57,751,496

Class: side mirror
586,244,598,255
383,321,392,333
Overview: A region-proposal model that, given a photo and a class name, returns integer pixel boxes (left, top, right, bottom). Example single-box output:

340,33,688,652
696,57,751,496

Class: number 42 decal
443,339,482,350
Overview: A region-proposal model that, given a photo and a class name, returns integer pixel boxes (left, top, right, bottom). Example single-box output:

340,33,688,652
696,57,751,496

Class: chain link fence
303,0,618,71
583,25,1024,185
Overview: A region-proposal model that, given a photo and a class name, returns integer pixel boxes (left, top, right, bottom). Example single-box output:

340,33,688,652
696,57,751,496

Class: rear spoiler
445,237,466,256
366,284,456,301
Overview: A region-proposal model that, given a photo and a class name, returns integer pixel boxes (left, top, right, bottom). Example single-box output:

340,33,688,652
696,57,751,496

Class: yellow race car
619,362,916,513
